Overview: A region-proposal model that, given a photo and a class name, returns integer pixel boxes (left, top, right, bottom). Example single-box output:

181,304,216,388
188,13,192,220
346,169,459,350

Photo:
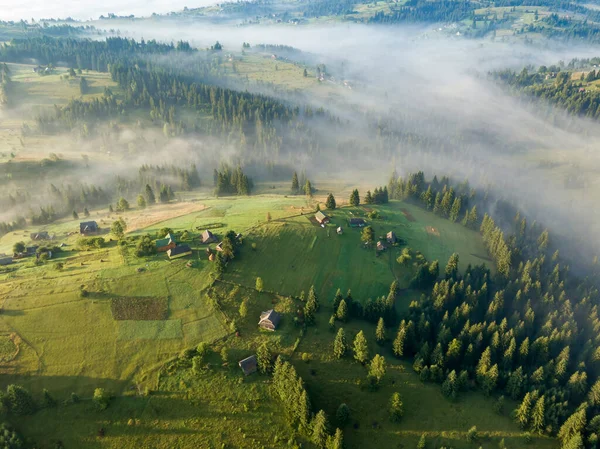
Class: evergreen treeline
214,164,253,196
368,0,473,24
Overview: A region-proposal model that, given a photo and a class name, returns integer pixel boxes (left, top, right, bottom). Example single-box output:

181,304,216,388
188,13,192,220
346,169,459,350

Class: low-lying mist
6,19,600,262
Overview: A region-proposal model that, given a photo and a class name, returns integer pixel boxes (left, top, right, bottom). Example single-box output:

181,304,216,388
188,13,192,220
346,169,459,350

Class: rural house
30,231,49,241
315,211,330,225
167,244,192,259
215,242,223,252
0,256,12,266
201,230,217,244
387,231,397,244
26,246,38,257
259,309,281,331
238,355,257,376
155,233,176,252
349,218,366,228
377,241,386,251
80,221,99,235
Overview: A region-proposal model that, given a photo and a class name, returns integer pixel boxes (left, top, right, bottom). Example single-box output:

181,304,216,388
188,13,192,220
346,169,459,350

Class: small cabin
386,231,397,244
202,230,217,244
0,257,12,266
167,244,192,259
259,309,281,331
238,355,258,376
377,241,386,251
315,211,330,225
30,231,49,241
80,221,99,236
349,218,366,228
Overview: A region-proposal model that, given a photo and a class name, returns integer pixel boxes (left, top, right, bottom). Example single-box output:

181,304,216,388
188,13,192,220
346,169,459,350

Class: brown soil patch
124,202,206,233
401,208,416,222
425,226,440,237
111,296,168,320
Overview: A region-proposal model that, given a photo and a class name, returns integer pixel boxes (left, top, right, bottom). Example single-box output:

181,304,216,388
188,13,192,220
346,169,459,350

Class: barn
167,245,193,259
156,233,177,252
315,211,330,225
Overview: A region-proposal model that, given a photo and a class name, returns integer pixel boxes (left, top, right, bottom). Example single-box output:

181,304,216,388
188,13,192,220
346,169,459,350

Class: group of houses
376,231,397,252
154,233,192,259
238,309,282,376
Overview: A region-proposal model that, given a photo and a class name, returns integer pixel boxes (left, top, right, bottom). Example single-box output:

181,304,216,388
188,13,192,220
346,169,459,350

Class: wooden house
315,211,330,225
167,244,192,259
386,231,397,244
0,256,12,266
349,218,366,228
259,309,281,331
80,221,99,235
30,231,49,241
238,355,257,376
377,241,386,251
155,233,176,252
202,230,217,244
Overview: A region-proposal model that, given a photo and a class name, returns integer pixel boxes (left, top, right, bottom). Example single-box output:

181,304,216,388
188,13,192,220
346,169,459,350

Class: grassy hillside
0,193,553,448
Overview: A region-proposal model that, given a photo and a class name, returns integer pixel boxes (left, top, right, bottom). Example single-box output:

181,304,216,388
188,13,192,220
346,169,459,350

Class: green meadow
0,193,554,448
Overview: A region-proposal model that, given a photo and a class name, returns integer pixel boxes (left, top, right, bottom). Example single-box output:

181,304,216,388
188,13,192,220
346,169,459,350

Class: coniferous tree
531,395,545,434
516,392,532,429
349,189,360,206
369,354,386,383
257,342,273,374
326,193,336,210
305,180,313,197
333,328,347,359
389,392,403,422
333,288,343,312
376,317,386,344
336,403,350,426
291,171,300,194
311,410,329,448
353,330,369,364
336,299,348,322
392,324,406,357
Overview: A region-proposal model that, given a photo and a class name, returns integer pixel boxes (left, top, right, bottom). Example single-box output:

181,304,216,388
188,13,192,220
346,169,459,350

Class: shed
386,231,397,244
167,244,193,259
238,355,257,376
315,211,330,225
156,233,176,252
201,230,217,244
349,218,366,228
80,221,99,235
215,242,223,252
337,226,343,235
30,231,49,241
259,309,281,331
377,241,386,251
0,257,12,266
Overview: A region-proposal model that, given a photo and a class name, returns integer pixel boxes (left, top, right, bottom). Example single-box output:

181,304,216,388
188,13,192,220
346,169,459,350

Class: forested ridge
318,171,600,448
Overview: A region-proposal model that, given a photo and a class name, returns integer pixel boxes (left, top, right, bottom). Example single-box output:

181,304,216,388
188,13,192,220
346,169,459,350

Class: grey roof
259,309,281,327
80,221,98,232
168,244,192,256
202,230,216,243
349,218,365,225
238,355,257,375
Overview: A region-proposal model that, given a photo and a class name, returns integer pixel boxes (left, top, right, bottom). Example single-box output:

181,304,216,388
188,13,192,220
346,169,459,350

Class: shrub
466,426,478,442
93,388,111,411
5,384,36,415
